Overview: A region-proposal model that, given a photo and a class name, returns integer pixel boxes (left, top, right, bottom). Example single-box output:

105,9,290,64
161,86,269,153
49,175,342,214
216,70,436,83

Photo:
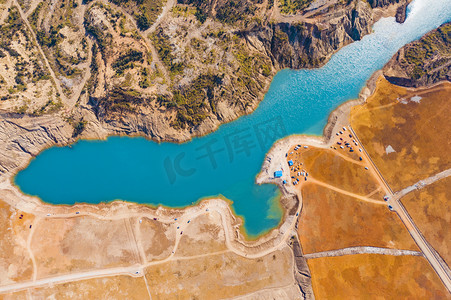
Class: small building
274,170,283,178
288,160,294,166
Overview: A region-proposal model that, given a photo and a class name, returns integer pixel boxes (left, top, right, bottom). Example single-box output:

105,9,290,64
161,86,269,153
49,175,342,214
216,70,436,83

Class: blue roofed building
288,160,293,166
274,170,283,178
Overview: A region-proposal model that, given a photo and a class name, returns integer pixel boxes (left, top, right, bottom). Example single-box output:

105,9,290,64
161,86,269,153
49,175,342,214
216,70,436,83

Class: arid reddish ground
308,254,449,299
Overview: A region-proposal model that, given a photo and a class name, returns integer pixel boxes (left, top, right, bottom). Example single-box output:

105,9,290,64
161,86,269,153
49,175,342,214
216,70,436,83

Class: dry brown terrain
31,217,142,279
139,216,176,261
283,76,451,296
0,196,301,299
0,290,28,300
290,147,378,196
145,248,294,299
401,177,451,267
298,184,418,254
0,200,33,285
287,143,418,253
308,254,449,299
174,212,228,257
350,78,451,191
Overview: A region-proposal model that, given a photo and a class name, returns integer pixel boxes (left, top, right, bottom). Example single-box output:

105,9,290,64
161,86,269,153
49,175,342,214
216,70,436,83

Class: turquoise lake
15,0,451,237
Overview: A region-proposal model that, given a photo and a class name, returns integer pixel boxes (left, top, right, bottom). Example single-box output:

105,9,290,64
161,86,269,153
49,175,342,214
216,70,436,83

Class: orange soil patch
30,275,150,299
297,184,417,254
0,200,34,285
401,177,451,267
144,248,294,299
0,291,28,300
287,147,378,196
350,77,451,191
307,254,449,299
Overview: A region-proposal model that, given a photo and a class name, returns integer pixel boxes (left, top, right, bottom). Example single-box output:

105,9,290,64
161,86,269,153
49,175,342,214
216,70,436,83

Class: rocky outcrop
260,2,371,69
245,0,409,69
395,2,409,23
0,114,73,175
384,22,451,87
367,0,402,8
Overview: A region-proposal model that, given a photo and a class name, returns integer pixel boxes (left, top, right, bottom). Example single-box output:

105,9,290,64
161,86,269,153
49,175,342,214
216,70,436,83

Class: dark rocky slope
384,22,451,87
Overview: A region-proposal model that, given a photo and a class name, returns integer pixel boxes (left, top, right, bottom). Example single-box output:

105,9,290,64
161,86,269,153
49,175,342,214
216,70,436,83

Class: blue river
15,0,451,237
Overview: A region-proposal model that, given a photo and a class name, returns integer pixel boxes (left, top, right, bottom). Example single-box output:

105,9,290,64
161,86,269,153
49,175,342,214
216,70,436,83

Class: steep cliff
384,22,451,87
0,114,73,175
249,1,375,69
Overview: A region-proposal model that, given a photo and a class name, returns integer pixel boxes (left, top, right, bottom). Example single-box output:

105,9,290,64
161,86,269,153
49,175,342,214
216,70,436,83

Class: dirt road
13,0,66,103
306,178,385,205
304,246,422,259
0,265,144,294
349,125,451,293
393,168,451,200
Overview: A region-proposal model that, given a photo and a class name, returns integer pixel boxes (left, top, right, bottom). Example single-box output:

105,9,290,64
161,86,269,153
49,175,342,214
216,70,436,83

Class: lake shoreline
3,0,451,246
0,70,382,255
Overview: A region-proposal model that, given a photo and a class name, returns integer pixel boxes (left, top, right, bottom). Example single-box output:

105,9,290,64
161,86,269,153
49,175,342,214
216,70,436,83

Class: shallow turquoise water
15,0,451,237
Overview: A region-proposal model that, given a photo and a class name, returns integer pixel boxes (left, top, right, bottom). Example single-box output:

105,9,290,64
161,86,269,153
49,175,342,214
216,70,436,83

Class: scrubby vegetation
151,28,184,76
72,120,87,137
387,22,451,85
177,0,259,25
27,0,88,94
95,87,150,115
279,0,314,14
0,7,23,46
28,2,44,30
112,49,144,74
32,99,64,116
402,23,451,79
36,25,63,48
215,0,256,25
84,11,113,57
0,7,53,103
158,73,223,129
109,0,165,30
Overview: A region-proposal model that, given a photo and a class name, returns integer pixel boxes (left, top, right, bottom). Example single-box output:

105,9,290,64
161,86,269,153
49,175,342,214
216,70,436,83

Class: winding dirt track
13,0,66,103
23,0,42,17
145,0,176,35
92,0,171,85
306,178,385,206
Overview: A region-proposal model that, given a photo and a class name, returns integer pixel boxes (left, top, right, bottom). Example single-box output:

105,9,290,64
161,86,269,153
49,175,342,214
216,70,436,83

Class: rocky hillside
0,0,409,147
384,22,451,87
249,1,374,69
